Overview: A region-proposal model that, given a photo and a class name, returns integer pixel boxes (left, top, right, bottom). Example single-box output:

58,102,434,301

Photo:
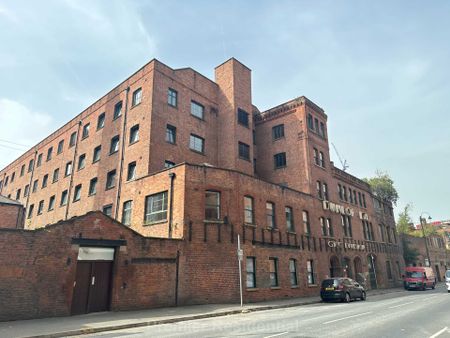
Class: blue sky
0,0,449,222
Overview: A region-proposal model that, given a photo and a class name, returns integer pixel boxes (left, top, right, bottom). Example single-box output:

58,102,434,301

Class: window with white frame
144,191,168,223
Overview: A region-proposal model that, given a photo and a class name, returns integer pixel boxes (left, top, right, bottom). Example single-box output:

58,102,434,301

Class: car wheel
361,291,366,301
447,290,450,293
344,292,351,303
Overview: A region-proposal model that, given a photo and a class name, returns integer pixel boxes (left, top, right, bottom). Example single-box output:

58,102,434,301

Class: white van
446,269,450,293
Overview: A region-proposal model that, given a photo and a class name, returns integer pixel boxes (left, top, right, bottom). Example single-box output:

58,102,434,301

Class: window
28,159,35,172
37,200,44,215
15,189,21,200
106,170,116,189
238,142,250,160
316,181,323,200
113,101,123,119
132,88,142,106
20,164,25,176
166,125,176,144
48,195,55,211
272,124,284,140
60,190,68,206
42,174,48,188
110,135,120,154
266,202,275,228
358,192,362,206
205,191,220,221
319,151,325,168
52,168,59,183
57,140,64,154
353,190,357,204
320,217,327,236
4,176,8,186
144,191,168,223
10,172,14,183
189,134,204,153
246,257,256,288
24,184,30,197
129,124,139,144
32,179,38,193
69,132,77,147
362,194,367,208
244,196,254,224
253,130,256,145
342,215,352,237
274,152,286,168
326,218,334,237
73,184,82,202
269,258,279,287
237,108,249,127
190,101,204,119
165,160,175,168
168,88,178,107
127,162,136,181
313,148,319,165
103,204,112,217
303,210,310,235
27,204,34,219
122,200,132,225
97,112,105,130
379,224,385,242
93,145,101,163
343,186,348,201
307,113,314,130
314,118,319,132
81,123,90,139
37,153,43,167
338,184,343,200
386,261,393,280
349,188,353,203
289,259,298,286
323,183,329,201
88,177,97,196
65,161,72,176
307,260,315,285
319,122,326,138
77,154,86,170
286,206,294,232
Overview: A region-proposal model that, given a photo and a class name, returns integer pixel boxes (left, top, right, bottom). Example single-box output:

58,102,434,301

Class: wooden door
71,261,113,315
71,262,91,315
88,261,113,313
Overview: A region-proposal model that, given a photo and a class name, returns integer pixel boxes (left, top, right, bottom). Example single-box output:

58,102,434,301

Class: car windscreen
406,271,424,278
321,279,338,287
446,270,450,279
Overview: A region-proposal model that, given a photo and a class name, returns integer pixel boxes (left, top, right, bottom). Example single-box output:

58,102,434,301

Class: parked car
320,277,366,302
445,269,450,293
403,266,436,290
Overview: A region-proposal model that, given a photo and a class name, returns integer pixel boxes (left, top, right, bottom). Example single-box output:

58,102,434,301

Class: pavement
0,287,405,338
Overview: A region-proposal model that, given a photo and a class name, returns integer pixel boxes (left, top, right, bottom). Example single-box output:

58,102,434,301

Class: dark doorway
71,247,114,315
330,256,342,277
343,257,352,278
435,265,441,282
367,254,378,289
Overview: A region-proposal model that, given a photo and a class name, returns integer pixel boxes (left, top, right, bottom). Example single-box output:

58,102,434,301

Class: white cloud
0,98,55,168
0,4,18,23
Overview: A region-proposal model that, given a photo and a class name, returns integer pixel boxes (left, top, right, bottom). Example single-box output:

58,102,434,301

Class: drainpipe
114,87,130,221
24,150,38,219
168,172,176,238
65,121,82,220
175,250,180,306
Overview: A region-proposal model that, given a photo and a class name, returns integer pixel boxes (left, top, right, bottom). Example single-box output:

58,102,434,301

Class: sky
0,0,449,222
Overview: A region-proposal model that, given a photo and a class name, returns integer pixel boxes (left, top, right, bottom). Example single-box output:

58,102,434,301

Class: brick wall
0,203,24,229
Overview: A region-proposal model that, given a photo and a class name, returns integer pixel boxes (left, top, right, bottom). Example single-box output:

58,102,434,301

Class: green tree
363,170,399,205
397,203,414,234
402,237,419,265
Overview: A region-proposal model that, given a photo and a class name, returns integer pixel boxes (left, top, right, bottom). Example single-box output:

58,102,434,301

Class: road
81,284,450,338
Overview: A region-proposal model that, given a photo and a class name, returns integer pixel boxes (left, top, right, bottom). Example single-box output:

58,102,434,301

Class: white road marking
429,327,448,338
388,301,414,309
263,332,289,338
322,311,372,325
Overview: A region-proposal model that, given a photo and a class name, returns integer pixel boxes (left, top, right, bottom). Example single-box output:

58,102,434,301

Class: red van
403,267,436,290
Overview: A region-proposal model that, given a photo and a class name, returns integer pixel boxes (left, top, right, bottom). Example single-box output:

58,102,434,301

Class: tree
363,170,399,205
402,237,419,265
397,203,414,234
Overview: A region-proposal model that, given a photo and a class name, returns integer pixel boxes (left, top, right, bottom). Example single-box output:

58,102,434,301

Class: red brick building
0,195,24,229
0,58,404,318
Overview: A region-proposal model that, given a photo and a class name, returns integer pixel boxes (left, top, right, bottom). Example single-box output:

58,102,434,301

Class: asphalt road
81,284,450,338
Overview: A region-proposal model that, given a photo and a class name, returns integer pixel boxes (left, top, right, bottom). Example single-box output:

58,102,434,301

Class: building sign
327,240,366,251
322,201,354,216
359,211,369,221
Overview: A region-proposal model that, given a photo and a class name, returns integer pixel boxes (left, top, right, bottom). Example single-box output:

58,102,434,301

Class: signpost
237,234,243,308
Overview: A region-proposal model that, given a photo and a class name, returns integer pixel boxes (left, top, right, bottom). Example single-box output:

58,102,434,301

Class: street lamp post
420,213,432,267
